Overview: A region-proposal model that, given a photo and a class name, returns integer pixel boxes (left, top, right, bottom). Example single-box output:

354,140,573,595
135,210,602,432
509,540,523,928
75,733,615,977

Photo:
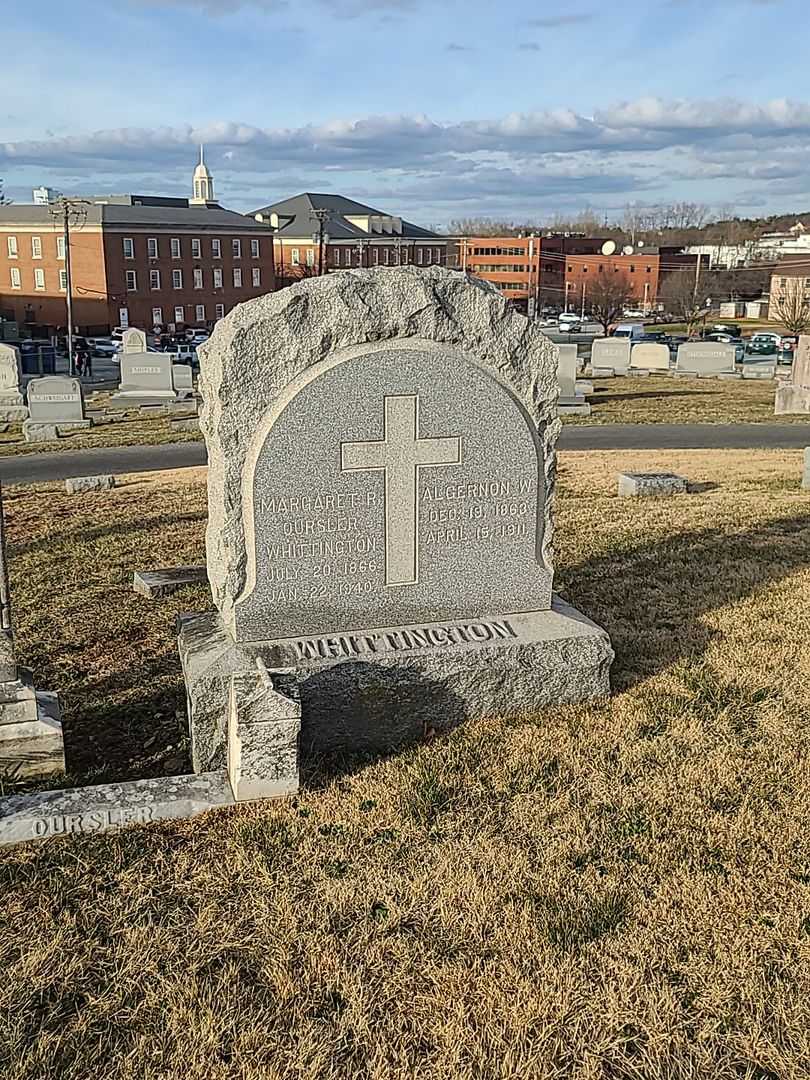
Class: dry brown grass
566,374,807,426
0,412,203,457
1,450,809,1080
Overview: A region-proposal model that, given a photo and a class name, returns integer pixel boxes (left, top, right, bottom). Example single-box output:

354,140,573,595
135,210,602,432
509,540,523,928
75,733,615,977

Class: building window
151,307,163,326
171,238,181,259
251,238,260,258
195,304,205,322
173,305,184,324
646,266,652,273
383,248,390,266
233,268,242,287
193,268,203,289
306,248,315,267
7,237,18,259
598,264,604,273
150,269,161,290
425,248,433,265
215,303,225,319
232,239,241,258
213,268,223,288
435,248,442,263
147,238,159,259
291,248,300,266
58,269,67,290
191,238,201,259
630,265,635,273
417,247,423,266
31,236,42,259
9,267,20,289
172,269,183,289
252,267,261,287
56,236,65,260
372,247,379,265
126,270,137,291
33,268,45,290
212,238,221,258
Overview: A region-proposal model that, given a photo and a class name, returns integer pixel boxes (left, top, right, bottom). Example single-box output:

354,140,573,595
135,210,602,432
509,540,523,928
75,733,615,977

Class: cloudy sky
2,0,808,225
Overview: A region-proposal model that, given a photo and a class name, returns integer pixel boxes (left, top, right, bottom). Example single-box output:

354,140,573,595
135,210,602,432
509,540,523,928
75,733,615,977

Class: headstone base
22,419,91,443
589,366,620,378
574,379,594,396
0,668,64,781
558,400,592,416
775,386,810,414
110,391,177,407
178,596,614,775
0,394,29,423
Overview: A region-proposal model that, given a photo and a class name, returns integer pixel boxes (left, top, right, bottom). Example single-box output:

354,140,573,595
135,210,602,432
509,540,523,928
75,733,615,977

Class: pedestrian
83,347,93,378
73,348,83,377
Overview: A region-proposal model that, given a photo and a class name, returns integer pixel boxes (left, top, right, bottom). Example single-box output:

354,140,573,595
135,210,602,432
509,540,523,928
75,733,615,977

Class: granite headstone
630,342,670,372
112,349,176,406
556,344,590,415
23,376,90,442
590,338,631,375
0,344,28,423
775,335,810,414
179,268,613,775
676,342,736,375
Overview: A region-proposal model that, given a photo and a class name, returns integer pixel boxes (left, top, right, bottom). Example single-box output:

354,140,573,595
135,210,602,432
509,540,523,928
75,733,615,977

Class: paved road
0,423,808,486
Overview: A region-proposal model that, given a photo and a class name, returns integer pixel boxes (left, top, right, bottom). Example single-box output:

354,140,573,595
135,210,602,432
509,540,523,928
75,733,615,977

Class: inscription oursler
341,394,460,586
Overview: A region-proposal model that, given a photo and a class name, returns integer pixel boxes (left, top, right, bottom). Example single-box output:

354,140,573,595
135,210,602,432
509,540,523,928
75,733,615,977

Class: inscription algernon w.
341,394,460,586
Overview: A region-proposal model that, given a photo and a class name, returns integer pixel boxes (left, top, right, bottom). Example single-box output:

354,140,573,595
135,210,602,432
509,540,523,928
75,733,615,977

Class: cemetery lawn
570,373,807,425
0,415,202,456
2,451,810,1079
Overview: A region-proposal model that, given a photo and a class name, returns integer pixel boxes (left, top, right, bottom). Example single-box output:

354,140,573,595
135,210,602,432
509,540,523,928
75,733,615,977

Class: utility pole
48,196,89,376
254,212,278,291
355,239,366,268
309,208,331,276
580,280,586,320
694,252,702,299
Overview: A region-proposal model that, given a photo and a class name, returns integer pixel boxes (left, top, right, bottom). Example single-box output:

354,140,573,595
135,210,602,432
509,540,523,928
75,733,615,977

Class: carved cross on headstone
341,394,460,586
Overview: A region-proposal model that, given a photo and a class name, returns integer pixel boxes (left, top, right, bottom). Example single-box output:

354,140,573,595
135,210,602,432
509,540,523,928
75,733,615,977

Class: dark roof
0,203,264,232
251,192,441,240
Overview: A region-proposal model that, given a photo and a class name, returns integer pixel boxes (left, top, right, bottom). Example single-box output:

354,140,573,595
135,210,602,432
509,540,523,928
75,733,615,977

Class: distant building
0,151,275,336
454,236,702,313
769,254,810,311
32,187,57,206
251,193,447,285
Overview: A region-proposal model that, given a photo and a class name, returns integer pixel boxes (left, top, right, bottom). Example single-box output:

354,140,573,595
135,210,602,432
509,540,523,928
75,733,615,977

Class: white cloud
4,96,810,220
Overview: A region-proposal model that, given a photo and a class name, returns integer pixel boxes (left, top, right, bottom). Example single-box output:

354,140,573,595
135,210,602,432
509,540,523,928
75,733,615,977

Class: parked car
746,335,778,356
87,337,118,359
185,329,209,346
712,323,741,337
622,308,645,318
778,336,797,364
558,313,581,332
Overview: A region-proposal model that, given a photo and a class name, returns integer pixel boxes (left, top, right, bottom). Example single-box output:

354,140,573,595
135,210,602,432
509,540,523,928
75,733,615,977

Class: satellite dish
622,245,634,255
638,241,645,248
601,240,616,256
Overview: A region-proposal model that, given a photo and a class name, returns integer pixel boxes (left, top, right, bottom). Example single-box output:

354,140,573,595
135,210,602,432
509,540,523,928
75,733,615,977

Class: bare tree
770,277,810,335
586,274,635,335
659,273,713,337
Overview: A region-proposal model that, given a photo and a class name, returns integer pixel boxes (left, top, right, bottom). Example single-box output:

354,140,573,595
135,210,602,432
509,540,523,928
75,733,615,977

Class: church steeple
190,144,215,205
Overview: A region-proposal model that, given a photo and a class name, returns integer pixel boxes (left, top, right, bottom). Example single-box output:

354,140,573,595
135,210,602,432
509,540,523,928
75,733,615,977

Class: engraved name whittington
341,394,460,587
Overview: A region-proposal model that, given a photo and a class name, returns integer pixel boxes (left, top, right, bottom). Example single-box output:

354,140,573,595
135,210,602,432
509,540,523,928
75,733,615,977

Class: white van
612,322,645,340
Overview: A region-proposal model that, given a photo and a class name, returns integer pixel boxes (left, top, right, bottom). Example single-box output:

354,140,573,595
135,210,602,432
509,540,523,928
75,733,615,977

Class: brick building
769,254,810,308
252,193,447,285
0,150,275,337
454,236,703,314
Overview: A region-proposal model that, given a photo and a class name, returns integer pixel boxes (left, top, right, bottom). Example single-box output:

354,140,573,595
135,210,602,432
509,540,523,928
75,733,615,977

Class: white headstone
676,342,736,375
112,350,176,404
0,343,22,396
591,338,631,374
27,376,85,423
122,328,148,354
630,342,670,371
172,364,194,391
556,344,579,401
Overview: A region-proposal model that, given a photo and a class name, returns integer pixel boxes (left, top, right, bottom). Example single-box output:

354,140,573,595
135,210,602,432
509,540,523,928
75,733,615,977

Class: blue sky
2,0,808,225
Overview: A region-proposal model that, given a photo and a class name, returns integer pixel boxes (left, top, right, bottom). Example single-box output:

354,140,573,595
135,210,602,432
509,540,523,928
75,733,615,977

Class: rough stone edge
196,266,561,628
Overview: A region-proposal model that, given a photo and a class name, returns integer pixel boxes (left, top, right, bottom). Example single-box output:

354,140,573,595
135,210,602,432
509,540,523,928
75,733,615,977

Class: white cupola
191,145,215,205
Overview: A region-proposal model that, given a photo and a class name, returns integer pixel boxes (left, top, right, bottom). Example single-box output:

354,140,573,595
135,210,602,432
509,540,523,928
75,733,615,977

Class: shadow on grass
594,390,710,403
561,511,810,690
10,509,207,558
